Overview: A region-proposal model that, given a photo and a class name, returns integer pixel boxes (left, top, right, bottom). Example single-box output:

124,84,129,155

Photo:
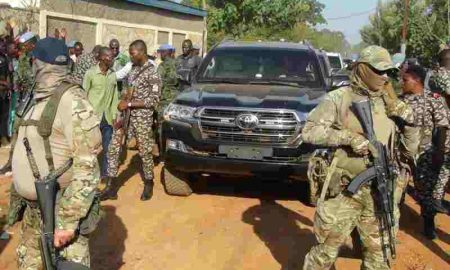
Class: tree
207,0,325,40
360,0,449,65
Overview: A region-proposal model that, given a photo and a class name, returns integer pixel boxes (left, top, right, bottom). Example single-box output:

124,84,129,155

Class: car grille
198,107,300,145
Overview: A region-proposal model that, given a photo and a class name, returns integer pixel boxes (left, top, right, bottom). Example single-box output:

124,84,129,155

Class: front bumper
161,119,314,181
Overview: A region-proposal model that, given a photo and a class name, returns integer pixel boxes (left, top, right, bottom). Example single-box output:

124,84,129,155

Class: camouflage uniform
11,37,102,268
302,46,419,270
107,61,161,181
157,57,179,116
401,90,449,217
70,52,98,86
17,53,33,93
430,67,450,210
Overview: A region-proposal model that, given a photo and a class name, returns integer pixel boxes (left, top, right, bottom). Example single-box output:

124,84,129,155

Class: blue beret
158,44,175,51
32,37,69,65
67,40,77,48
19,32,36,43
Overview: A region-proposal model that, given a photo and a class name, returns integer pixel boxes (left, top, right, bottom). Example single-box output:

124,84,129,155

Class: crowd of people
0,23,203,269
0,20,448,270
0,24,203,195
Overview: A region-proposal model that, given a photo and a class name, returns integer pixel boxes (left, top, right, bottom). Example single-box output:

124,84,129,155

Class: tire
162,166,193,196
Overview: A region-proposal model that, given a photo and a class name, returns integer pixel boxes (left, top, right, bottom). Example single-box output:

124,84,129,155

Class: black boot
423,216,437,240
140,180,154,201
100,178,118,201
433,200,450,215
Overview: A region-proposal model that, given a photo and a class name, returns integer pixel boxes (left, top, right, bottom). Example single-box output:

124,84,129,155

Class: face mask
355,64,389,92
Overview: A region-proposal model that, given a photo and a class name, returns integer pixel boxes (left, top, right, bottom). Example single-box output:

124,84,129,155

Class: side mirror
177,69,192,86
330,75,350,91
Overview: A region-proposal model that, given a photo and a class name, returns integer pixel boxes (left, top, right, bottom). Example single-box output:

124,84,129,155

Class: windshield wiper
197,79,242,84
248,80,301,87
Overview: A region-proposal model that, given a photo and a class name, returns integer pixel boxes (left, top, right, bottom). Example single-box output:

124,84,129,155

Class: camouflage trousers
17,205,90,270
303,183,403,270
107,114,155,180
415,152,450,217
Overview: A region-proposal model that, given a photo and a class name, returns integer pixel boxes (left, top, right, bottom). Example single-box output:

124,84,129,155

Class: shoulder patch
432,92,441,99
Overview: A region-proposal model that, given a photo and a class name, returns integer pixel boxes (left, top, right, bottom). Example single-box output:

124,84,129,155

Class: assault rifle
119,86,135,158
23,138,89,270
346,100,397,263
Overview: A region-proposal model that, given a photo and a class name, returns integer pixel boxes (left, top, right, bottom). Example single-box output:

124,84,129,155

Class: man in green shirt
83,47,119,180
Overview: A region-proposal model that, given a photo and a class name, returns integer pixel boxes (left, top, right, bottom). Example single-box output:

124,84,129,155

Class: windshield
328,55,342,70
197,48,322,88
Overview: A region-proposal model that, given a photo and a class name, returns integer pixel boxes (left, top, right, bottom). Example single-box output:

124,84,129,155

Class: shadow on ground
191,175,310,202
90,205,128,270
399,199,450,263
242,199,315,269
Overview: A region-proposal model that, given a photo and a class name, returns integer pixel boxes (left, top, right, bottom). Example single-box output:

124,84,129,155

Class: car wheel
162,166,193,196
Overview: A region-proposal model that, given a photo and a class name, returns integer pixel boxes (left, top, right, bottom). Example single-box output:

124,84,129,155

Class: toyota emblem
236,114,259,130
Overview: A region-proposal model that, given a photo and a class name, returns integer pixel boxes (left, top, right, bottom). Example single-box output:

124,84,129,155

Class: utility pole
377,0,383,47
401,0,410,54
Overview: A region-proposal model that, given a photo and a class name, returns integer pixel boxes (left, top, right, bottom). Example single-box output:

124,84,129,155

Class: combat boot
423,216,437,240
433,200,450,215
140,179,154,201
100,177,118,201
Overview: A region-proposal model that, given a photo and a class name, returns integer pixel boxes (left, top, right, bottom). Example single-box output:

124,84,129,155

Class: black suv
160,41,330,197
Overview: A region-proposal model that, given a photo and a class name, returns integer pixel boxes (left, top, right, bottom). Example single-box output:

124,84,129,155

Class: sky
319,0,379,44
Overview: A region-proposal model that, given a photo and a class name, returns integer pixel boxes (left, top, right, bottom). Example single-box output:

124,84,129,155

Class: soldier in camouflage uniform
157,44,179,117
302,46,419,270
70,45,102,86
400,64,449,239
16,32,37,94
429,49,450,215
101,40,161,201
11,38,102,269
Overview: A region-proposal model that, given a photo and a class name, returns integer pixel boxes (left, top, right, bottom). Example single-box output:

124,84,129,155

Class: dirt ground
0,147,448,270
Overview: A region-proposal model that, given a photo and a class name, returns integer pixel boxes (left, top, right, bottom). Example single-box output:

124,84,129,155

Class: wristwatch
127,102,132,108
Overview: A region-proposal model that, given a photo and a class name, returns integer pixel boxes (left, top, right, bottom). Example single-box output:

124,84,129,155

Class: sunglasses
368,65,397,77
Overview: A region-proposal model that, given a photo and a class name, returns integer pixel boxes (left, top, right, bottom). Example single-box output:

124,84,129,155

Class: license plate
218,145,273,160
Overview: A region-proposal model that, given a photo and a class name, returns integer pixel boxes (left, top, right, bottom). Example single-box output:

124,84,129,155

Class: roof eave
126,0,207,17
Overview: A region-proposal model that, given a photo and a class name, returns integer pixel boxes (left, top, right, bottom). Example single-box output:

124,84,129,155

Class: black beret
32,37,69,65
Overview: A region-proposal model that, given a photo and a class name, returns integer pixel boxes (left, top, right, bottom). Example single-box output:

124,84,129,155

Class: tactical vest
307,87,397,204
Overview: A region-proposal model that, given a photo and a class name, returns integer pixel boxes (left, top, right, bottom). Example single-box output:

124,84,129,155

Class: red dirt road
0,148,449,270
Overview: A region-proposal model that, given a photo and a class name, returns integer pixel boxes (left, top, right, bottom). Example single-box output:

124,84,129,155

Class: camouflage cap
0,21,7,38
358,45,397,71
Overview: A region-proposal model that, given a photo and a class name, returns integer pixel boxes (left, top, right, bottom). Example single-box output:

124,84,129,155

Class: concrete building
3,0,206,54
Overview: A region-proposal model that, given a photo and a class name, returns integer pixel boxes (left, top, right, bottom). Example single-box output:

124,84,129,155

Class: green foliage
207,0,325,38
360,0,449,66
181,0,203,8
182,0,351,55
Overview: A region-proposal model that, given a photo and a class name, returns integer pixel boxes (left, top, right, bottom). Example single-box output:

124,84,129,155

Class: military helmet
358,45,397,71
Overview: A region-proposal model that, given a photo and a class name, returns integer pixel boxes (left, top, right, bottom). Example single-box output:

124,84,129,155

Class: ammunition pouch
307,149,361,204
78,194,103,236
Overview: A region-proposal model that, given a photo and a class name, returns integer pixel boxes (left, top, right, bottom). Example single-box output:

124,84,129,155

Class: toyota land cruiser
160,41,331,198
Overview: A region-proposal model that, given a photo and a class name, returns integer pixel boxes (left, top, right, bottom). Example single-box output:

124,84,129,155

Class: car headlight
164,104,197,121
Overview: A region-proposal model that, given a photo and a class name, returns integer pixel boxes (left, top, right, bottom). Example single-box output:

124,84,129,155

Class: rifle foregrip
347,167,377,194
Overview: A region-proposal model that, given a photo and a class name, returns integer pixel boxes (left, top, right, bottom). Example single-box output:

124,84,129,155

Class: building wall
0,6,39,35
47,16,96,49
39,0,206,54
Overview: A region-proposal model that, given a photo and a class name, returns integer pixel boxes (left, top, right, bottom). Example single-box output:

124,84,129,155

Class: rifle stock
23,138,89,270
347,100,397,262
